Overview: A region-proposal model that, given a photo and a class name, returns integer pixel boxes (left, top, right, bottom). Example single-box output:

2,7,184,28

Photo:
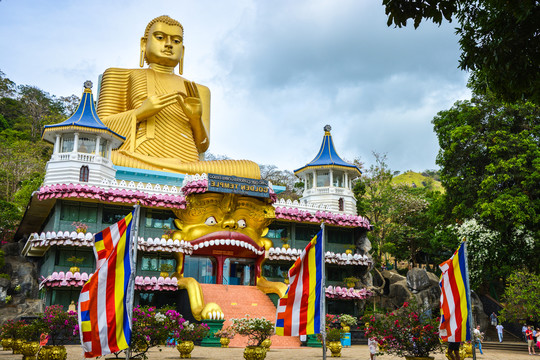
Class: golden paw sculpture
172,192,285,320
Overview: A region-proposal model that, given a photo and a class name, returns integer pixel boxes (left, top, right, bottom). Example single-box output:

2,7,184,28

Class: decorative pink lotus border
28,232,192,254
325,286,373,300
39,271,178,291
275,206,370,228
268,247,372,266
36,184,186,209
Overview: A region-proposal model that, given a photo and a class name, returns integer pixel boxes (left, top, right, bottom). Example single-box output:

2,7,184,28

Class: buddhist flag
275,229,324,336
78,207,139,357
439,241,472,342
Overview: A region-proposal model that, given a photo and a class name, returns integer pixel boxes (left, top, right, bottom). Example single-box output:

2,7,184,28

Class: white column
313,170,317,188
330,169,334,187
344,172,349,189
73,133,79,153
304,175,307,191
107,142,113,159
95,136,101,158
54,134,61,154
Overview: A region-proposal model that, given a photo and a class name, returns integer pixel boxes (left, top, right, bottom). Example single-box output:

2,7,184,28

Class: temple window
306,173,313,189
79,165,89,182
55,248,94,268
316,171,330,187
333,171,344,187
60,201,97,223
294,224,320,241
78,136,96,154
145,209,175,229
265,223,289,241
183,256,216,284
60,135,74,153
102,205,133,224
99,140,109,157
339,197,344,211
141,254,175,272
328,228,354,244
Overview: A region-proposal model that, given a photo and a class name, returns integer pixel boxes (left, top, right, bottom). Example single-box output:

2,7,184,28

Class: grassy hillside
392,171,444,192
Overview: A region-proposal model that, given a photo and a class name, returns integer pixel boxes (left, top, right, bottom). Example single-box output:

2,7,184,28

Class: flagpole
126,205,140,360
321,222,327,360
463,239,475,360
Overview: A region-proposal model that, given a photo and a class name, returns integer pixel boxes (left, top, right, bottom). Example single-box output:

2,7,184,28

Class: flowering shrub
173,318,209,342
339,314,358,327
231,316,274,346
326,328,343,342
41,305,79,345
1,319,26,339
72,221,88,233
131,306,177,359
214,326,235,339
363,300,443,358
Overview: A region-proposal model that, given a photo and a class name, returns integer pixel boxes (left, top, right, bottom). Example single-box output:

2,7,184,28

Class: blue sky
0,0,470,173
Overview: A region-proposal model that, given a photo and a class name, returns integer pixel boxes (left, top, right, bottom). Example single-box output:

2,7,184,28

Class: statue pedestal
200,319,225,347
306,334,322,347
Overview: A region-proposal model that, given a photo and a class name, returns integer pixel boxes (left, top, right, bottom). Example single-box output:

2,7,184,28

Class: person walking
526,325,536,355
490,312,498,326
496,323,504,342
473,325,484,355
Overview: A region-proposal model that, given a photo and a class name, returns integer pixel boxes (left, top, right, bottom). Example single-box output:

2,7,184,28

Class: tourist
368,336,378,360
536,328,540,351
496,323,504,342
523,324,528,341
473,325,484,355
526,325,536,355
489,312,497,326
447,341,461,360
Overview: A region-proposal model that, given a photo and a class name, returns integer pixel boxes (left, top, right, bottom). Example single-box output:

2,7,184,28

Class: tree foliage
499,270,540,323
383,0,540,104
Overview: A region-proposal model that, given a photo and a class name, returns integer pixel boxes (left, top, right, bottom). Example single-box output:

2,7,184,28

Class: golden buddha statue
97,15,260,178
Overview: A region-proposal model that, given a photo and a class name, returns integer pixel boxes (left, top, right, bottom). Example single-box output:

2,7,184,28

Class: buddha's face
173,193,275,253
143,22,183,67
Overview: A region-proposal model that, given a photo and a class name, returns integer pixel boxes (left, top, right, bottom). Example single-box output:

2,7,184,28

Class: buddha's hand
134,92,181,122
178,81,203,121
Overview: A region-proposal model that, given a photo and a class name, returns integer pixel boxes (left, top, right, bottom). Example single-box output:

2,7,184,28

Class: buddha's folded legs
113,150,261,178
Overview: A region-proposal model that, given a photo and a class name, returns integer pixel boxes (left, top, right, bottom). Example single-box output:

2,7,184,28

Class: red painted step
200,284,301,348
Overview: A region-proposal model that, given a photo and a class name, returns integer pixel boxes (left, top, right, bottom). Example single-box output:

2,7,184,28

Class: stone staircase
200,284,301,348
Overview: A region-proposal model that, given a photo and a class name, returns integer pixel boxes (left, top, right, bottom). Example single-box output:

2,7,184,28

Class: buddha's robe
97,68,260,178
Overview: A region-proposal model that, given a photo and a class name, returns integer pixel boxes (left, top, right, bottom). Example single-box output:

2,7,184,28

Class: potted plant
72,221,88,234
363,300,444,360
10,320,27,354
162,225,175,239
1,320,16,350
130,306,179,360
173,317,210,358
38,305,79,360
281,237,290,249
214,327,235,348
231,316,274,360
159,263,174,278
343,276,359,288
326,328,343,357
21,320,46,360
338,314,357,332
66,256,84,273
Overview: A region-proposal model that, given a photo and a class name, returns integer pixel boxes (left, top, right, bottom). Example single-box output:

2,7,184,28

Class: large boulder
382,270,406,285
388,279,413,308
406,268,432,293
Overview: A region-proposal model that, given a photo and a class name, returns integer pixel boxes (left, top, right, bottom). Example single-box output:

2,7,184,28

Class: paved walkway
0,344,532,360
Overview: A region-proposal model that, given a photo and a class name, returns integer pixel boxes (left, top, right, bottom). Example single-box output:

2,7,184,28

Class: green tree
383,0,540,104
499,270,540,323
353,153,399,264
433,94,540,284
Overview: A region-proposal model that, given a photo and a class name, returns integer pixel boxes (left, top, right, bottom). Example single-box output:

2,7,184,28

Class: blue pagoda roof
42,82,124,144
294,125,361,176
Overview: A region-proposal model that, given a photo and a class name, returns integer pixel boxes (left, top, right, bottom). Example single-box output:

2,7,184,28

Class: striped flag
78,208,138,357
439,241,472,342
275,229,324,336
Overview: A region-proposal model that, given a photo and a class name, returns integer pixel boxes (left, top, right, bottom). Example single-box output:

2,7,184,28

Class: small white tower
294,125,361,214
41,81,125,186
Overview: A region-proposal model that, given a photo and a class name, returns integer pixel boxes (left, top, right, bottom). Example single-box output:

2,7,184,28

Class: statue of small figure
68,300,76,312
97,15,260,178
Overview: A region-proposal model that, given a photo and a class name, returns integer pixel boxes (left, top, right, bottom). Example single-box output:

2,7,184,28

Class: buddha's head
141,15,185,73
172,193,275,254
